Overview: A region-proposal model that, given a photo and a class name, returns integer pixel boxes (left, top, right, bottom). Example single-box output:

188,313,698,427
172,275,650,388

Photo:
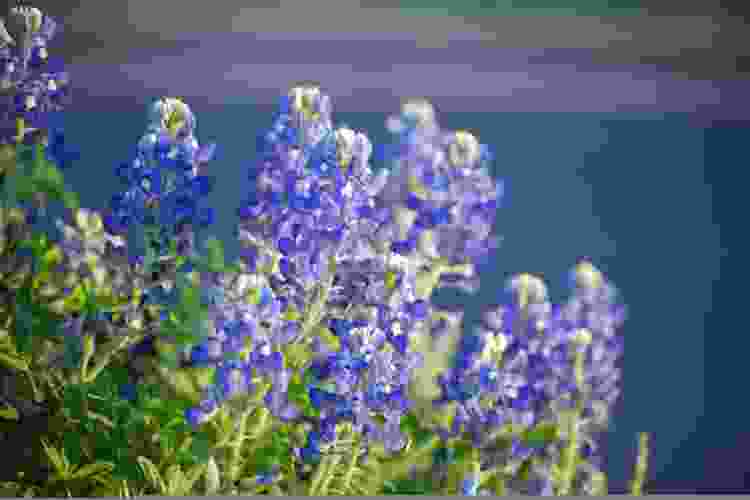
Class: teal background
41,106,722,493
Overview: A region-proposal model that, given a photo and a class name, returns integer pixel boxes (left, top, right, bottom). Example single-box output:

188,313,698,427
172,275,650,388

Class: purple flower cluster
433,262,624,472
0,6,69,142
237,84,389,295
102,85,530,468
377,98,502,271
221,85,507,457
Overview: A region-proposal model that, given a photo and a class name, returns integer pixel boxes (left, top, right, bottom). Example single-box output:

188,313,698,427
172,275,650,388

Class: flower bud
571,260,603,291
401,98,436,129
448,130,481,168
393,205,417,241
506,273,548,309
571,327,593,346
288,82,323,119
335,126,356,170
10,6,43,34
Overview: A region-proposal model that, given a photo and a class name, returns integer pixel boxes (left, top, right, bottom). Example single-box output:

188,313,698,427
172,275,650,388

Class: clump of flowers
0,6,650,498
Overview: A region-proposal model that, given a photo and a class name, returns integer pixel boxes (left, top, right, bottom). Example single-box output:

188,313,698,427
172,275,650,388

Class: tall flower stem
225,406,253,483
299,254,336,342
629,432,650,495
556,349,586,495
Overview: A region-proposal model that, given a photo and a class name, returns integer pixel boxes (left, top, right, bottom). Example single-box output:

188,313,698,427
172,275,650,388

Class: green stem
299,255,336,342
24,368,42,403
556,350,585,496
226,407,253,483
82,333,141,384
488,471,506,496
315,454,341,496
308,454,335,496
629,432,650,496
79,333,95,383
377,434,441,486
340,437,361,494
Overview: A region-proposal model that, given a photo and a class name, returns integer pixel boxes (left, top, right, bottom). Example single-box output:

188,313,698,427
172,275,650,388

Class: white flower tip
11,7,43,33
449,130,481,168
506,273,548,306
74,208,103,234
401,98,436,127
149,97,194,136
572,260,603,290
288,81,324,117
571,327,593,346
335,126,356,167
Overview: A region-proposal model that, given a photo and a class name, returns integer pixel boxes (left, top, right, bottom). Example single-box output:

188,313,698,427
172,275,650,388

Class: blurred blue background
25,0,749,492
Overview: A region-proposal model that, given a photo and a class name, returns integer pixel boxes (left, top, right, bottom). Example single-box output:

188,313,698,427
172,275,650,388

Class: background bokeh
22,0,748,493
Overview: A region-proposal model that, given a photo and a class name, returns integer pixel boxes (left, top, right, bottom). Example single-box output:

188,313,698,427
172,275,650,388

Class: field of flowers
0,6,648,496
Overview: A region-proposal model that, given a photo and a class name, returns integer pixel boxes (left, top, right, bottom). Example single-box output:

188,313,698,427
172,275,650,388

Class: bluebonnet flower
426,262,624,479
377,99,502,274
253,467,281,485
237,84,391,298
0,7,69,143
460,473,480,496
185,395,220,427
214,359,254,401
103,97,217,268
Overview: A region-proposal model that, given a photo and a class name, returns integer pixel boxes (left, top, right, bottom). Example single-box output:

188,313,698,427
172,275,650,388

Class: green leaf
63,431,81,467
517,457,533,481
137,456,166,493
61,188,80,211
452,440,473,462
0,351,29,372
41,438,70,479
522,422,559,449
182,462,208,494
62,332,84,369
93,435,117,463
0,405,19,420
204,236,225,272
189,432,211,464
160,428,178,456
63,384,88,420
71,462,113,481
112,457,144,483
158,348,180,369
